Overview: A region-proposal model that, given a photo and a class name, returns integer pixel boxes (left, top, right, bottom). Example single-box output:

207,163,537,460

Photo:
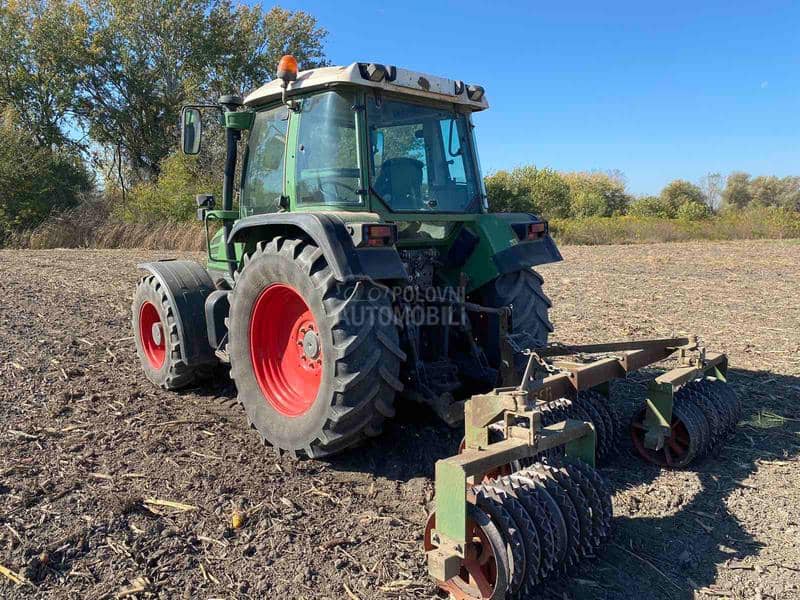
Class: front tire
228,236,404,458
132,275,200,390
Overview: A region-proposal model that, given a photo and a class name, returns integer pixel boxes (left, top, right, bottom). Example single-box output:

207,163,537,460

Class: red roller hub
249,283,322,417
138,301,166,369
631,405,697,467
424,511,505,600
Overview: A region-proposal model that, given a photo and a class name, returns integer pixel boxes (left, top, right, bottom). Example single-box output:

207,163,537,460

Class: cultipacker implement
130,54,739,598
425,335,738,598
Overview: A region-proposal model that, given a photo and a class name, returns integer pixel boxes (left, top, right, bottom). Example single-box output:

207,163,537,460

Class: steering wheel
319,179,359,199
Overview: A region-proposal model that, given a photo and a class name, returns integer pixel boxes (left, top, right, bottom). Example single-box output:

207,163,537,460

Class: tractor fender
227,212,408,283
491,212,563,273
137,260,217,367
492,234,563,274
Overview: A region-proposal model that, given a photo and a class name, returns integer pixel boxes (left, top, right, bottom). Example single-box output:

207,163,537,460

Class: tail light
361,224,397,247
512,220,548,241
526,222,547,240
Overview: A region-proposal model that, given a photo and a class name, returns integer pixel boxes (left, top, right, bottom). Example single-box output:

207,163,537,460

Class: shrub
550,206,800,245
0,108,92,242
628,196,672,218
485,166,571,217
675,201,711,221
660,179,707,215
570,190,608,218
120,152,222,222
562,171,631,216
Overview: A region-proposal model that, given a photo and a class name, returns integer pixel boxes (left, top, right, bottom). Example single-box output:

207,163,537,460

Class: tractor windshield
366,96,482,213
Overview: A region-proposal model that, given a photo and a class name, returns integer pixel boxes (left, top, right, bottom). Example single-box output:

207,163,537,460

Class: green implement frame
427,335,728,582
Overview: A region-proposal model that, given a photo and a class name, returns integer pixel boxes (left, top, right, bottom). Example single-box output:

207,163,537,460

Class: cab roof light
466,84,485,102
277,55,298,86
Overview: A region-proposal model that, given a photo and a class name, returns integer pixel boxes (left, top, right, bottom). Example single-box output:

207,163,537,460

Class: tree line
486,168,800,222
0,0,326,241
1,1,797,243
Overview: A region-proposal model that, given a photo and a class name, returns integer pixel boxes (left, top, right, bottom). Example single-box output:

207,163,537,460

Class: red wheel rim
138,301,166,369
249,283,322,417
631,408,692,467
424,512,500,599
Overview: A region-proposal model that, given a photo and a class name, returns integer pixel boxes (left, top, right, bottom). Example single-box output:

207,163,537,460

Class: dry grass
6,202,800,250
551,208,800,245
7,199,206,250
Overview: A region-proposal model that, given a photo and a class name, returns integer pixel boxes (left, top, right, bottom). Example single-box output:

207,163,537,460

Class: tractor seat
374,157,424,210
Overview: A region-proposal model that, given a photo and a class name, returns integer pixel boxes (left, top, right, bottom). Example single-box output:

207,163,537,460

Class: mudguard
137,260,217,367
227,212,408,282
492,234,562,274
449,213,563,292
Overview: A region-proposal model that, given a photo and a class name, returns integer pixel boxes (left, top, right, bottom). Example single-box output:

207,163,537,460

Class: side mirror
181,108,202,155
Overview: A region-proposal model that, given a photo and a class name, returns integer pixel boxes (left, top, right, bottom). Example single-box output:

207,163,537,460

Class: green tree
485,166,571,217
749,175,784,207
123,152,221,222
0,0,88,148
72,0,328,184
659,179,707,216
628,195,672,218
721,172,752,209
562,171,631,216
675,199,711,221
776,176,800,211
570,190,608,218
0,108,92,239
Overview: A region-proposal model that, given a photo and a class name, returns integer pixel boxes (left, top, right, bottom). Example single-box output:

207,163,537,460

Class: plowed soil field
1,240,799,599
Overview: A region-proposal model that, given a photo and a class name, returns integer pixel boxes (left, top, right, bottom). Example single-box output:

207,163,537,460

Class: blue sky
264,0,799,195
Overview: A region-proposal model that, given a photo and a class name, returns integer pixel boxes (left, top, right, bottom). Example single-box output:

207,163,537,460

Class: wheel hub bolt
151,323,163,345
302,330,320,359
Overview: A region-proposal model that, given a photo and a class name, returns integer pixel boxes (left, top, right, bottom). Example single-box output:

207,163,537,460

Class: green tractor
132,57,739,598
132,57,560,458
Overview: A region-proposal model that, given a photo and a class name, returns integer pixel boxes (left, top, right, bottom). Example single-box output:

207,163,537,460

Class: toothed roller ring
473,484,528,595
495,475,556,580
508,472,568,569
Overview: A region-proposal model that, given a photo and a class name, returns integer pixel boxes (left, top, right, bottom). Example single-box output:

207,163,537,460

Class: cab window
367,96,481,213
241,106,288,217
295,90,361,205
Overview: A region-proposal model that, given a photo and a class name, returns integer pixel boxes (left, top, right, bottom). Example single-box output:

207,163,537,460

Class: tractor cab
165,55,562,441
182,58,560,293
240,61,488,218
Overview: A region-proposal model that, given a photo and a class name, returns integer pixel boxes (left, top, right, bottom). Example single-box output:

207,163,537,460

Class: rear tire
479,269,553,370
228,236,404,458
132,275,199,390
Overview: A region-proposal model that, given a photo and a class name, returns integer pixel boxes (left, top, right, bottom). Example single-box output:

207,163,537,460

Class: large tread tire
480,269,553,350
479,269,553,377
227,236,404,458
132,275,199,390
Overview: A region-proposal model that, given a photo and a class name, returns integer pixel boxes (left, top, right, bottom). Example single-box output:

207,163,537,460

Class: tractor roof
244,62,489,111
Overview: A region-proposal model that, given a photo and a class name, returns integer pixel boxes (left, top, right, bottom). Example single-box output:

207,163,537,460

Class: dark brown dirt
1,240,799,600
